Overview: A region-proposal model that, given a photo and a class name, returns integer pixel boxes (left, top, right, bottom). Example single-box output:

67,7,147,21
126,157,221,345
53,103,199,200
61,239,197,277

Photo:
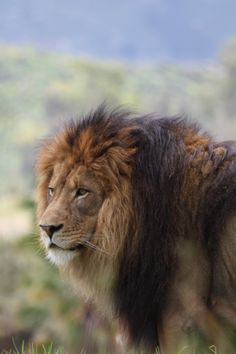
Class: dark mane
115,117,189,348
112,113,236,349
64,104,136,150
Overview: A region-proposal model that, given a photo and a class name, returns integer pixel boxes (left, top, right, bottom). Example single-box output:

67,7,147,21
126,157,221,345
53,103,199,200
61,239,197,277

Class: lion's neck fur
61,178,133,317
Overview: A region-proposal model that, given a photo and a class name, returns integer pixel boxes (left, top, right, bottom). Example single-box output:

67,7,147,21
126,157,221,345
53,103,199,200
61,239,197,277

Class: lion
36,105,236,353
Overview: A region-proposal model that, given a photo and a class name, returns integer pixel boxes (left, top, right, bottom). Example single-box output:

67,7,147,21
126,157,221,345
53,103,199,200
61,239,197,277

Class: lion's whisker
81,240,111,257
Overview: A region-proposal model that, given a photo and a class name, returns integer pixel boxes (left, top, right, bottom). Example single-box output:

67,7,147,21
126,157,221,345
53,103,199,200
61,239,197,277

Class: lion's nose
39,224,63,239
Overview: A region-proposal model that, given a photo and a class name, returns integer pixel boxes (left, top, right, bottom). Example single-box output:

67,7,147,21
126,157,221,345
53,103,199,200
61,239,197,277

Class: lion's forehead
50,161,100,191
50,161,73,187
52,162,70,180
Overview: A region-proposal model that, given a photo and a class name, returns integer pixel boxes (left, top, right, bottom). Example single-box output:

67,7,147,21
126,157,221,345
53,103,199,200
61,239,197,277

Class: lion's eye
76,188,88,198
48,187,54,198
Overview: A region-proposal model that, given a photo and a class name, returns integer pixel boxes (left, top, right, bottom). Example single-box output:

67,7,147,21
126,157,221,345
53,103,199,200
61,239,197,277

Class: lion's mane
36,105,236,350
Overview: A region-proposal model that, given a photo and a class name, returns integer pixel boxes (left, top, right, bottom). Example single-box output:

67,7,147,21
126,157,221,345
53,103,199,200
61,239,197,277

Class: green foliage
1,42,236,198
0,237,82,350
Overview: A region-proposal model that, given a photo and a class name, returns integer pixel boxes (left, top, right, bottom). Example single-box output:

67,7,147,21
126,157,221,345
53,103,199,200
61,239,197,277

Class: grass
3,342,67,354
1,340,161,354
1,341,223,354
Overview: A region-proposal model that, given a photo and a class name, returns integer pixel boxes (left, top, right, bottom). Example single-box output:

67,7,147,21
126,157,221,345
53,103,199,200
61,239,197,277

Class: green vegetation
5,342,66,354
1,40,236,198
0,229,117,353
1,40,236,353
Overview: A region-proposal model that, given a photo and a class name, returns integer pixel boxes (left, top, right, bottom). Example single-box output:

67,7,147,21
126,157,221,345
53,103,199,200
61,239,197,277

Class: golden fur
36,111,138,307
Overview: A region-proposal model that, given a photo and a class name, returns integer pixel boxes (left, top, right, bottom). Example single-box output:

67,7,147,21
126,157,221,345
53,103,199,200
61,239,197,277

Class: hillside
1,41,236,198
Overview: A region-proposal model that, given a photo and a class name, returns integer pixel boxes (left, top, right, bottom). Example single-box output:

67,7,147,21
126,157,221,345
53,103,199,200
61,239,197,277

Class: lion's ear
107,127,144,170
117,126,145,150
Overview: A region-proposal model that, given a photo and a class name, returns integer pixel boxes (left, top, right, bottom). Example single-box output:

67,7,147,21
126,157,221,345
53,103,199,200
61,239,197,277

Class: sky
1,0,236,61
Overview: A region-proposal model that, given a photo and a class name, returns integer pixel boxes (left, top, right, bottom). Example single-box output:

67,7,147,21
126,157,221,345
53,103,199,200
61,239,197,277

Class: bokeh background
1,0,236,353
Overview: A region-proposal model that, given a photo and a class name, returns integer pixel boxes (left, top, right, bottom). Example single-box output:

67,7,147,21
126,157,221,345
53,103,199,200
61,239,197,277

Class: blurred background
1,0,236,353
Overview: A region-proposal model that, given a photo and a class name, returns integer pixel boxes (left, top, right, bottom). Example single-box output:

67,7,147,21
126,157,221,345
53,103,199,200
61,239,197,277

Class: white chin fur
47,248,77,266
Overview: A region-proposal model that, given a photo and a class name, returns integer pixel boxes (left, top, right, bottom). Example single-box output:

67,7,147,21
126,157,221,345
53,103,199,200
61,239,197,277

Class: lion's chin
47,248,78,266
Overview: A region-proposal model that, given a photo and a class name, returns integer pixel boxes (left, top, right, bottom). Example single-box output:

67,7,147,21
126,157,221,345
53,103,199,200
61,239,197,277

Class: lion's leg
157,240,213,354
191,304,235,354
159,239,236,354
162,295,236,353
158,304,195,354
159,294,235,354
158,240,208,354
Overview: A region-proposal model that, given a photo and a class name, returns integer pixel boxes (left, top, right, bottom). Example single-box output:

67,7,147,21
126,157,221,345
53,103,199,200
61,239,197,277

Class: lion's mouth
68,244,85,251
49,243,85,251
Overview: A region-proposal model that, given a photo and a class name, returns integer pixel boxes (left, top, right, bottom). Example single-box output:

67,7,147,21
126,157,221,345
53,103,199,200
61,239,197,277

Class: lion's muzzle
39,223,64,238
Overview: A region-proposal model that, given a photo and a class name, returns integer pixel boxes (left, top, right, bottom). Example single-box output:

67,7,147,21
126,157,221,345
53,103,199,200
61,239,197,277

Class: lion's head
36,106,139,269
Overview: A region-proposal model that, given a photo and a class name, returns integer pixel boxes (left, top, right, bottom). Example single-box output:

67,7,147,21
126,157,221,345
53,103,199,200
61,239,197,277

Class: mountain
0,0,236,61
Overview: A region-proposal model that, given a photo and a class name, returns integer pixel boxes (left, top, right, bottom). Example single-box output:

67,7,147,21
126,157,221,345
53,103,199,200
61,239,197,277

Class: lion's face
36,110,139,273
39,161,105,266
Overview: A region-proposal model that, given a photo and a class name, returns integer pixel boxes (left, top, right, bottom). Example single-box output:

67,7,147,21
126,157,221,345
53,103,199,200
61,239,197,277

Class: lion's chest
67,259,116,319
